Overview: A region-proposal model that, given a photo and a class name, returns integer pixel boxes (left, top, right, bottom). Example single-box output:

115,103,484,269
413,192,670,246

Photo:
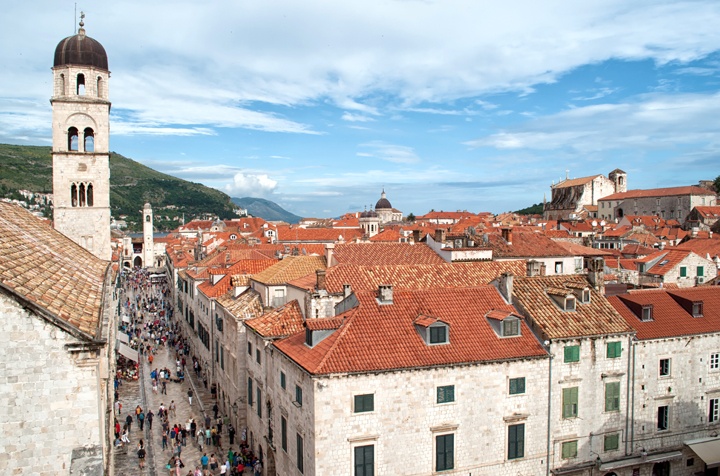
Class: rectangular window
429,326,448,344
711,353,720,370
698,266,705,277
711,399,720,423
555,261,563,274
693,302,704,317
256,348,261,364
354,445,374,476
281,416,287,451
659,358,671,377
257,387,262,417
297,433,304,473
604,433,619,451
658,405,669,430
605,382,620,412
354,394,374,413
509,377,526,395
564,345,580,363
561,440,578,459
281,371,287,389
680,266,687,277
247,341,252,355
508,423,525,460
220,346,224,370
562,387,578,418
503,319,519,336
295,385,303,407
436,385,455,404
435,434,454,471
247,378,253,407
606,341,622,358
642,306,653,321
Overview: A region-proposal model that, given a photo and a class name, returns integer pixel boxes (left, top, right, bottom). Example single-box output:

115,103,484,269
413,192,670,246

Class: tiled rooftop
245,300,305,338
551,175,601,189
274,286,547,375
332,242,445,266
0,202,108,337
512,275,634,339
251,255,326,285
600,185,716,201
484,231,576,258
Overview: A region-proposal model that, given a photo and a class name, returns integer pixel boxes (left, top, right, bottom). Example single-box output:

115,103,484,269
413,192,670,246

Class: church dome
375,190,392,210
54,23,108,71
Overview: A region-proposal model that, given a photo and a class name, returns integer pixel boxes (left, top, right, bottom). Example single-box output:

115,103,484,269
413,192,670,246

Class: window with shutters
606,341,622,358
509,377,526,395
564,345,580,363
562,387,578,418
281,416,287,451
354,445,374,476
711,353,720,370
354,394,374,413
280,371,286,389
508,424,525,460
561,440,578,459
297,433,304,473
435,434,454,471
698,266,705,277
659,358,671,377
295,385,303,407
247,378,253,407
436,385,455,404
604,433,619,451
605,382,620,412
680,266,687,277
710,399,719,423
658,405,669,430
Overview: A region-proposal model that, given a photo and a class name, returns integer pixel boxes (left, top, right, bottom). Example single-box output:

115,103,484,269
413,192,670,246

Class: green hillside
0,143,238,231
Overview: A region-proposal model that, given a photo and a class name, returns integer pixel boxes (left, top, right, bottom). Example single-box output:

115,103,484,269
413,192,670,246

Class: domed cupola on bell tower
51,13,111,260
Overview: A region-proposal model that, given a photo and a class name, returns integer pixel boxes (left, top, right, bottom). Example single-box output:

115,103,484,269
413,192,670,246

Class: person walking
125,413,133,432
170,400,176,418
212,403,219,419
137,439,146,470
228,424,235,445
162,429,168,451
188,388,193,406
147,410,154,430
138,410,145,431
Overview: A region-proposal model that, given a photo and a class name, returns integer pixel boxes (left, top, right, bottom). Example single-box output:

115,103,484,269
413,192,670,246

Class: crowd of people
113,267,264,475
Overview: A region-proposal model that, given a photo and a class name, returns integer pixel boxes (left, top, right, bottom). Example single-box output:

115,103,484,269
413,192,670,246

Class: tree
406,213,416,222
713,175,720,194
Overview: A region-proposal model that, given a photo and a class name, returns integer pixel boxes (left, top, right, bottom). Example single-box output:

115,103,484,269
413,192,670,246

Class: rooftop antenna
566,169,569,180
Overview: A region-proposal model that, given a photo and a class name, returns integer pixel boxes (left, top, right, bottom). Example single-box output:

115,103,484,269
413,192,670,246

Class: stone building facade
544,169,627,221
598,185,718,223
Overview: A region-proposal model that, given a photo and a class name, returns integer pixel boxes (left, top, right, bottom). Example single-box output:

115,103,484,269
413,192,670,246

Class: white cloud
341,113,375,122
357,141,420,164
224,172,278,197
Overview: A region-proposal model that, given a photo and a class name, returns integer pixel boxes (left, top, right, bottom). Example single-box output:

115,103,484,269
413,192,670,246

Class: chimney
434,229,446,243
316,269,326,291
587,258,605,294
377,284,393,304
413,229,421,243
540,263,547,276
526,260,541,277
501,227,513,244
691,227,699,238
658,241,665,250
343,283,352,298
325,243,335,266
498,273,513,302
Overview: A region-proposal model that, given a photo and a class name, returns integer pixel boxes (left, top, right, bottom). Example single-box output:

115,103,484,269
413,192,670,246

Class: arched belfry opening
84,128,94,152
76,73,85,95
68,127,79,151
133,256,143,268
87,183,94,206
96,76,103,97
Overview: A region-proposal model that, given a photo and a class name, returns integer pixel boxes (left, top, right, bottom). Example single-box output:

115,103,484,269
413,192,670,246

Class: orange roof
609,287,720,339
0,203,108,337
216,289,263,318
512,275,634,339
332,242,445,266
693,206,720,219
274,286,547,375
275,226,364,243
252,255,327,285
485,231,575,258
245,300,305,338
369,228,403,242
636,249,692,276
324,261,527,293
552,175,601,189
601,186,715,201
553,241,612,257
674,238,720,258
198,274,233,298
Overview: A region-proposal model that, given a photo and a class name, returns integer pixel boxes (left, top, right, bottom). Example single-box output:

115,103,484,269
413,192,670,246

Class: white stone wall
261,350,550,476
0,293,104,475
657,253,717,287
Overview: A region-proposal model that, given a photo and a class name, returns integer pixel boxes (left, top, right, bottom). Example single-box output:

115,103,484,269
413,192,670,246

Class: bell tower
143,203,155,268
51,14,111,260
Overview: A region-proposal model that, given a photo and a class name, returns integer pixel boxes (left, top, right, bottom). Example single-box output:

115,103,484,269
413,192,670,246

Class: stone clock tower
143,202,155,267
51,15,111,260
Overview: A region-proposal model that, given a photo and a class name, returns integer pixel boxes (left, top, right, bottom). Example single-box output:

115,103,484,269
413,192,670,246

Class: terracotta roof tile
0,203,107,337
275,226,364,243
332,242,445,265
484,231,576,258
245,300,305,338
551,175,602,188
512,275,634,339
216,289,263,318
369,228,403,242
251,255,326,285
554,241,613,257
274,286,547,375
601,186,716,201
325,261,527,293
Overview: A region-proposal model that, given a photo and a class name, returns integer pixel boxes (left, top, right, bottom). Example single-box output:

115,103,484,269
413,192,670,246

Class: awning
117,342,139,362
687,437,720,468
117,333,130,344
599,451,682,471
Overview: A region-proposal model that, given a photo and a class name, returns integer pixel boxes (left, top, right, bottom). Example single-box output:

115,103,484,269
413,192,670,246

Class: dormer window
692,302,704,318
581,289,591,304
414,314,449,345
565,297,576,311
305,328,313,346
502,318,520,337
486,310,523,338
547,287,577,312
641,305,653,322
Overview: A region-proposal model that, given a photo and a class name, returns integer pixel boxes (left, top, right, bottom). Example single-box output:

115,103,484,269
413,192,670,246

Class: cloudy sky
2,1,720,218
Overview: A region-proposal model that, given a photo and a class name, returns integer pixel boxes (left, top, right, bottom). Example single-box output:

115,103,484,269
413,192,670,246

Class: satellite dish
591,220,598,227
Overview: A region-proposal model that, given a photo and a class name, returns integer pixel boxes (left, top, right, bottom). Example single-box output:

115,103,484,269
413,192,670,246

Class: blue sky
2,1,720,218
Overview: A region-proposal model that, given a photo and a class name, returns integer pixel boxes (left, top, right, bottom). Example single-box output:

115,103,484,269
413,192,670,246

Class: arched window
76,73,85,95
87,183,94,207
68,127,79,151
146,215,151,222
84,128,94,152
96,76,103,97
79,183,86,207
60,73,66,96
71,183,78,207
